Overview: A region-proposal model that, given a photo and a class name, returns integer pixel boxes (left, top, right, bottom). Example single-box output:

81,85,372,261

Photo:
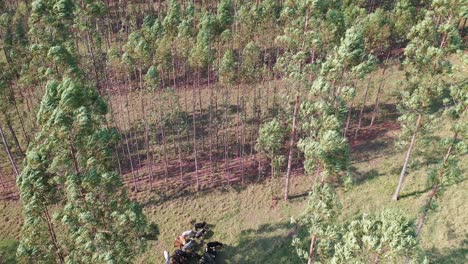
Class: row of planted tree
1,0,460,194
0,0,466,262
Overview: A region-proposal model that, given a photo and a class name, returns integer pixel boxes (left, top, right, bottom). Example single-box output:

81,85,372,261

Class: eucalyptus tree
292,26,377,260
177,2,195,113
354,9,391,135
219,49,237,181
292,184,340,264
0,2,33,148
276,1,349,199
293,186,421,263
239,41,261,182
188,12,216,190
74,0,107,87
256,118,285,183
122,17,167,188
392,1,463,201
273,51,310,201
162,0,181,89
16,0,150,262
404,72,467,263
216,0,234,35
0,124,20,178
391,0,424,46
298,25,373,185
0,63,25,159
332,210,419,263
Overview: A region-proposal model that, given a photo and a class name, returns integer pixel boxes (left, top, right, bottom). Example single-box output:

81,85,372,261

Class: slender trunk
69,139,80,174
223,85,230,183
307,235,317,264
208,66,213,176
241,86,246,184
354,79,371,139
236,83,241,158
43,207,65,264
9,84,30,147
197,70,205,151
161,123,169,183
6,119,24,157
214,84,220,158
369,82,382,127
119,79,137,190
0,125,20,177
284,95,299,201
102,65,123,175
392,113,422,201
171,45,177,90
123,131,137,191
141,93,154,190
128,86,142,170
192,75,200,191
85,25,101,88
344,101,354,137
370,54,390,127
178,135,184,183
0,167,6,189
156,91,169,183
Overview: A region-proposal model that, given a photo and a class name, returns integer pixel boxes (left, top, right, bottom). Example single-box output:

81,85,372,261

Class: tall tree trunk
208,66,214,176
141,93,154,190
9,83,30,147
156,91,169,184
369,54,390,127
369,82,383,127
197,70,205,151
223,85,230,184
284,95,299,201
192,75,200,191
6,118,24,157
354,79,371,139
0,125,20,177
240,85,246,184
236,83,241,158
102,64,123,175
119,81,137,191
307,235,317,264
392,113,422,201
43,207,65,264
344,101,354,137
178,135,184,183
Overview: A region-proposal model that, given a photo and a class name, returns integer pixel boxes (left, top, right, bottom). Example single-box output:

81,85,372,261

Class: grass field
0,56,466,263
1,115,466,263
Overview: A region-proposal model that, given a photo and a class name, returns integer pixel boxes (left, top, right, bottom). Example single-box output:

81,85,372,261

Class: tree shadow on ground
426,245,468,264
349,167,382,185
398,187,432,200
288,191,309,202
140,183,252,208
214,222,302,264
399,178,466,200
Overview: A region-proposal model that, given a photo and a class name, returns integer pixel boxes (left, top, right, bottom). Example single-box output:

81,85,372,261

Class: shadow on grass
399,178,466,200
141,183,252,208
288,192,309,201
215,222,302,264
426,245,468,264
398,187,432,200
349,167,382,185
